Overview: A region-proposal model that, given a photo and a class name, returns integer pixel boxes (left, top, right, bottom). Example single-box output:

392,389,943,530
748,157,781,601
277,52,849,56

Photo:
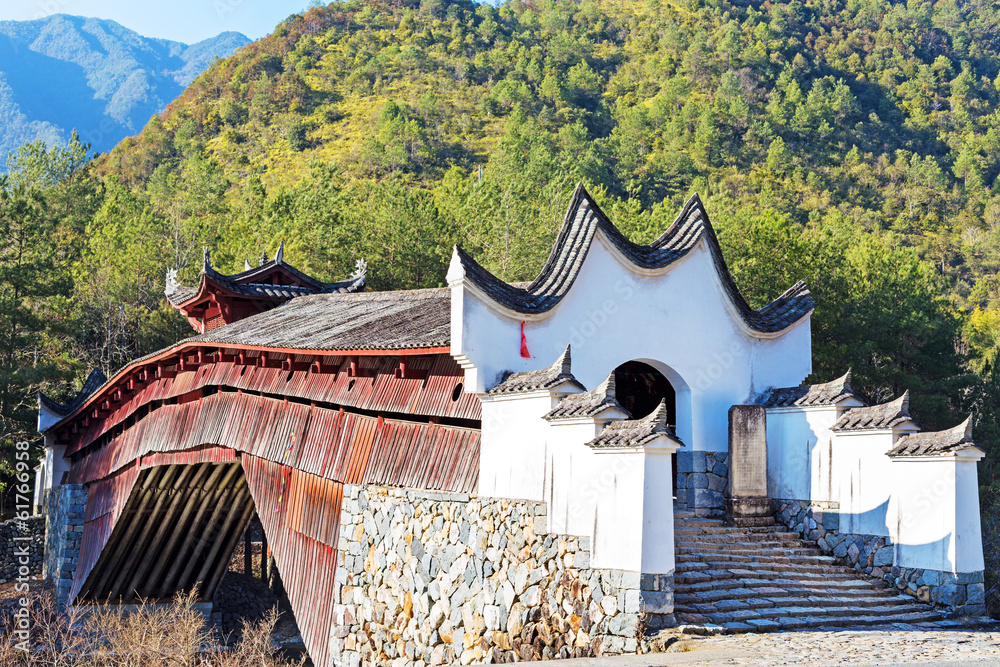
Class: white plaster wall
590,450,675,574
545,420,604,536
766,405,847,503
893,458,985,573
478,393,560,501
451,236,812,454
835,431,896,537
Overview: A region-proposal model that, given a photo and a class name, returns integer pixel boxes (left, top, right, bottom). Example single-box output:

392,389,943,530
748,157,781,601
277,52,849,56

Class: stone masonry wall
0,516,45,583
772,499,985,615
44,484,86,607
676,451,729,514
331,485,675,667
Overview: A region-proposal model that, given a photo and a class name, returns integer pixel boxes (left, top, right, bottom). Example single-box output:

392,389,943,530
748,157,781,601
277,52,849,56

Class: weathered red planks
243,455,341,667
72,464,140,602
67,391,481,492
65,351,480,456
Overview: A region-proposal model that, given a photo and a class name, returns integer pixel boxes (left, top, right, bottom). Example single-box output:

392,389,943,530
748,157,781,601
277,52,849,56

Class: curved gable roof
452,184,814,334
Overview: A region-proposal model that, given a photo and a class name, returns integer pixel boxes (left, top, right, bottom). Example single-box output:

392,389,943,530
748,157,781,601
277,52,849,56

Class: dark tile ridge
758,370,862,408
888,416,981,457
488,345,585,395
454,184,815,334
39,368,107,417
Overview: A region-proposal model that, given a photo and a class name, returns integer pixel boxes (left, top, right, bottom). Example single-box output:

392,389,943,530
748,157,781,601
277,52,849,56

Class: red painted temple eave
48,341,454,433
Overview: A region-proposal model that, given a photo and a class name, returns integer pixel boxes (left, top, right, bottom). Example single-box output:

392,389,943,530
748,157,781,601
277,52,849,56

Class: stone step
675,548,837,565
676,555,839,569
678,581,887,599
674,527,802,539
675,542,823,554
676,569,873,585
678,577,882,593
675,592,917,611
676,558,857,576
674,609,945,632
677,604,943,626
675,588,912,605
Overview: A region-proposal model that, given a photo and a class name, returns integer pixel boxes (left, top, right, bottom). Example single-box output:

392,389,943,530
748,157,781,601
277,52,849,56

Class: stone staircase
672,508,947,631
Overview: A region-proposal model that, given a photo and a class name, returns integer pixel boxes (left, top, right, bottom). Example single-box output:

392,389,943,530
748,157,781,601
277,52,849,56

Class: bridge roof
189,286,449,352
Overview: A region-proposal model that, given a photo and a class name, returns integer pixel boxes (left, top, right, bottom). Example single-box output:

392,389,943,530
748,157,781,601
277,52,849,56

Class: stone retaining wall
676,451,729,513
772,499,985,615
44,484,86,606
330,485,674,666
0,516,45,583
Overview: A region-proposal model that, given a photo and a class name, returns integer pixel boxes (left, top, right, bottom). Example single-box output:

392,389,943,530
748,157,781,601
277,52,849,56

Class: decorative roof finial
275,241,285,263
352,258,368,280
553,344,571,376
165,268,179,296
244,258,252,271
202,247,212,274
259,249,268,266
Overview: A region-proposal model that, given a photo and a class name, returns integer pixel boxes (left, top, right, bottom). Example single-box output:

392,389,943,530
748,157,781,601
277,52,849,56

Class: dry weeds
0,589,303,666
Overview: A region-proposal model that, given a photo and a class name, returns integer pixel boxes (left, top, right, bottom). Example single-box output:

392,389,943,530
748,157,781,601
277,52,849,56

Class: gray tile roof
487,346,585,395
888,417,981,457
758,370,861,408
587,400,684,449
191,288,450,352
166,250,366,306
39,368,107,417
832,391,917,431
454,185,814,334
544,372,628,420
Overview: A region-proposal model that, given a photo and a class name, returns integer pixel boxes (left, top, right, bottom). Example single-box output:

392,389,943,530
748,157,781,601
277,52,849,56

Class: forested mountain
0,14,249,162
3,0,1000,610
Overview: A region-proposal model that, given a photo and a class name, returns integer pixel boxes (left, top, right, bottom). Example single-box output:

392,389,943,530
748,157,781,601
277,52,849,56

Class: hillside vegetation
2,0,1000,611
0,14,249,162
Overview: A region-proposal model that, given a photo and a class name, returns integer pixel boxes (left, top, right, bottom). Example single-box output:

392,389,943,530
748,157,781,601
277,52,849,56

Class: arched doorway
613,360,678,496
614,360,676,421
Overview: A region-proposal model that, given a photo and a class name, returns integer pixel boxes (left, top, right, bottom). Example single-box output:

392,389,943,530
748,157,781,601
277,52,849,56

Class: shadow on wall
840,498,890,538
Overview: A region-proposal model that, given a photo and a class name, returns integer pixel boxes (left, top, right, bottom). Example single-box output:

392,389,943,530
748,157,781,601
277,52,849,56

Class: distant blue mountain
0,14,250,165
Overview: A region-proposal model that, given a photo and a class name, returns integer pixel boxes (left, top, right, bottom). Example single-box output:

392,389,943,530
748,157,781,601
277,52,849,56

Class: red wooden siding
67,391,481,492
65,352,479,456
244,455,340,667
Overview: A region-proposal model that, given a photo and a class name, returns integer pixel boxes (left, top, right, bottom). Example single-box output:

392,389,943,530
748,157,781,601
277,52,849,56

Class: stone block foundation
43,484,86,607
0,516,45,583
330,485,674,666
675,451,729,514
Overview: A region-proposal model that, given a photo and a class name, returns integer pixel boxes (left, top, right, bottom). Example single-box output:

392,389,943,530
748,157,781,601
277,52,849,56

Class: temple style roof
39,368,107,417
451,185,814,334
887,417,983,457
832,392,917,431
487,346,585,395
165,245,366,307
544,372,628,420
587,400,684,449
758,370,861,408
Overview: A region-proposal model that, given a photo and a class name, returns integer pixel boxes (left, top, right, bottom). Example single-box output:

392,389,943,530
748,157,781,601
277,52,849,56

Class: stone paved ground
544,625,1000,666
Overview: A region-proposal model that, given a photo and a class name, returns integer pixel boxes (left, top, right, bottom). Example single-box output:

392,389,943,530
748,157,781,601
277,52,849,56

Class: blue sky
0,0,313,44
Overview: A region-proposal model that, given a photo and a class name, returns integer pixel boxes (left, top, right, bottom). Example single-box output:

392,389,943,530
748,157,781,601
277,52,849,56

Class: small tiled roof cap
488,345,585,395
165,247,366,306
39,368,107,417
544,372,629,420
451,185,814,334
832,391,917,431
587,400,684,449
888,416,982,457
758,370,861,408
